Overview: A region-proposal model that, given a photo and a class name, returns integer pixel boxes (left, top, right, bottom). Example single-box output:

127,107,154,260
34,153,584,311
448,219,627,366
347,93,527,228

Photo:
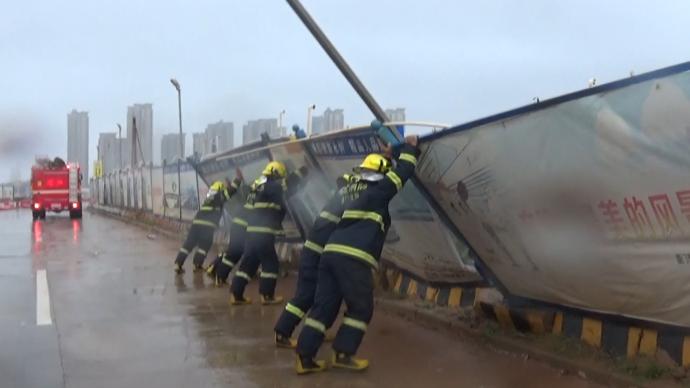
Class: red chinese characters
598,199,627,238
649,194,682,237
623,196,655,238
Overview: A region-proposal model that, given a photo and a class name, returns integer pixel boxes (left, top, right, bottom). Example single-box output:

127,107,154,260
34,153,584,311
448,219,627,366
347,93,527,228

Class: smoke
0,114,47,181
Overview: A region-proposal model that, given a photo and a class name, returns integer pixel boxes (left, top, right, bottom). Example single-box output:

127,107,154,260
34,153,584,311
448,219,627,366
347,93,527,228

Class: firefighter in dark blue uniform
174,178,241,274
206,176,257,286
273,173,353,348
295,135,419,374
229,161,293,305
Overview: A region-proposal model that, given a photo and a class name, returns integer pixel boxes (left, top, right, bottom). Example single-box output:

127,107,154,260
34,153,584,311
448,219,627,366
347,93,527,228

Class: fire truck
31,157,82,220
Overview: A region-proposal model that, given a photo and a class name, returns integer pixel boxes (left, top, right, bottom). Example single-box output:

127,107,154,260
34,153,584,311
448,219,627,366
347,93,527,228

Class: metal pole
162,161,166,218
194,162,200,211
117,124,122,170
286,0,391,124
306,105,314,136
278,110,285,136
176,90,183,221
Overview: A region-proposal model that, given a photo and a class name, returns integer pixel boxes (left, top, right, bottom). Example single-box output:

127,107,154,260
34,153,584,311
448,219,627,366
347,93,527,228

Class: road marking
36,269,52,326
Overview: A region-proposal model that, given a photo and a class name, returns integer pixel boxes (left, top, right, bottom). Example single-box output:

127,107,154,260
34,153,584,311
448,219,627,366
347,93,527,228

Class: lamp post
306,104,316,136
278,109,286,136
170,78,183,221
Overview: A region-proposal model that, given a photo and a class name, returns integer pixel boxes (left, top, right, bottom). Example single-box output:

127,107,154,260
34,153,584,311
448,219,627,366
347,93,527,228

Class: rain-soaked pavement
0,209,605,388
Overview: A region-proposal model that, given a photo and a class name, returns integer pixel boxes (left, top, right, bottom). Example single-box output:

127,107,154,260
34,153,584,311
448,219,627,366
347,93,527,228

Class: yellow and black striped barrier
387,268,690,367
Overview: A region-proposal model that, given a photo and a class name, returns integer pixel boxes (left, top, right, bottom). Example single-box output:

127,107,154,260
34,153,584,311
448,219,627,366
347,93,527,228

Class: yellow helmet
357,154,391,173
210,180,226,191
262,161,287,178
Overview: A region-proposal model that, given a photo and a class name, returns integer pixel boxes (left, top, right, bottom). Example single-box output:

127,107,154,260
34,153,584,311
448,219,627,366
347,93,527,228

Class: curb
390,269,690,369
375,297,644,388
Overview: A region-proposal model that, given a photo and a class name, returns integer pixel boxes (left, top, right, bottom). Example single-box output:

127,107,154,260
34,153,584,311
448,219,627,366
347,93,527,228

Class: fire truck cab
31,158,82,220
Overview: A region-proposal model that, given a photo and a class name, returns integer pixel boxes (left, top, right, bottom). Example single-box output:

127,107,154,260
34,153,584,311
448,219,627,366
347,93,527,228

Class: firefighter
273,173,353,348
294,135,419,374
173,177,241,274
205,171,253,286
229,161,293,305
205,195,251,286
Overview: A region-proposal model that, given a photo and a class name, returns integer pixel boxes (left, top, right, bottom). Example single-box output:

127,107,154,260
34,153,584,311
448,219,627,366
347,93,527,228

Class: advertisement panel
163,162,201,220
151,167,164,216
417,62,690,326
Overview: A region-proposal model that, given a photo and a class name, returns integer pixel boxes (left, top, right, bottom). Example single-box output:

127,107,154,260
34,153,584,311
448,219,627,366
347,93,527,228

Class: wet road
0,209,604,388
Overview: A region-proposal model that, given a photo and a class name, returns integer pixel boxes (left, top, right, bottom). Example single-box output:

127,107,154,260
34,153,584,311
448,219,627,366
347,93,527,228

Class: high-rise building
193,133,207,158
385,108,406,122
67,109,89,179
311,107,344,135
205,120,234,154
161,133,185,165
97,133,119,174
324,108,344,132
311,116,324,135
242,118,280,144
126,103,153,166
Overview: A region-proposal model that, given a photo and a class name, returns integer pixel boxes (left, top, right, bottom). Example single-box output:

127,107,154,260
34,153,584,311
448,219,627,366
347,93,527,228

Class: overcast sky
2,0,689,181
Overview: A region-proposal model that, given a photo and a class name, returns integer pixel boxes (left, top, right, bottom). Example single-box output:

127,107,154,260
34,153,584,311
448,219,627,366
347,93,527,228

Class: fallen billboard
417,61,690,327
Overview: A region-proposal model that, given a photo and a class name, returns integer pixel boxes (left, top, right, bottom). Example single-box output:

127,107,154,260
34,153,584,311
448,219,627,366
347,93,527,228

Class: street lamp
306,104,316,136
170,77,183,221
278,109,286,136
116,123,122,170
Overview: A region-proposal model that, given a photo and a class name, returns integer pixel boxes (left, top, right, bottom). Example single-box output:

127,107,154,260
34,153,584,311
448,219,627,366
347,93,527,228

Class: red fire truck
31,157,82,220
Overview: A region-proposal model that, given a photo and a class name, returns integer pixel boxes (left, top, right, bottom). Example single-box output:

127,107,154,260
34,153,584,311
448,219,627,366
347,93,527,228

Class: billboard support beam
285,0,391,126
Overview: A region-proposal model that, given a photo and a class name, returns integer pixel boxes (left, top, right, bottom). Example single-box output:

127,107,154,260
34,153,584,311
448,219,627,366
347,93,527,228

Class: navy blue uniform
296,144,419,358
174,178,240,268
209,184,257,281
274,175,351,338
230,175,288,298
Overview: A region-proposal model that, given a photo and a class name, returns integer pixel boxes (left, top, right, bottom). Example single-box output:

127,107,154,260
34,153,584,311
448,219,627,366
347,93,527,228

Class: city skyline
3,1,690,180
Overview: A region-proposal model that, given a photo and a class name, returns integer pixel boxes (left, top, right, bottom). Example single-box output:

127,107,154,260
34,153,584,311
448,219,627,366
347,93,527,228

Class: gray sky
2,0,689,181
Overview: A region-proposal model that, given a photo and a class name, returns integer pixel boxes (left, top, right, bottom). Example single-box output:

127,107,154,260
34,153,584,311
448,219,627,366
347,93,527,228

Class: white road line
36,269,52,326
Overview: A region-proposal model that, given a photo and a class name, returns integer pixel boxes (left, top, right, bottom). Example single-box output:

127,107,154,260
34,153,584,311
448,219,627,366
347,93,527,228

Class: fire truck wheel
39,210,46,220
70,210,82,219
32,211,39,220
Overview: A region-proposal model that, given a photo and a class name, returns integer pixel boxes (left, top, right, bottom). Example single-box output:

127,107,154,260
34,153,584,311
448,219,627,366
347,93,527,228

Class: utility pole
170,78,183,221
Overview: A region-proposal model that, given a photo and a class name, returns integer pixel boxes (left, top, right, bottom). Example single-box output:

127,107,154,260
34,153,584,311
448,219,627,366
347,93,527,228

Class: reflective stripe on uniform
232,217,248,227
324,244,379,269
223,189,230,201
285,303,305,319
197,249,207,255
221,257,235,267
342,210,384,232
230,181,239,189
399,153,418,166
179,247,189,254
343,317,368,332
253,202,282,210
260,272,278,279
200,206,214,211
304,240,324,254
244,203,254,210
235,271,251,281
192,219,217,228
319,211,341,223
305,318,326,333
246,226,285,235
386,171,402,191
